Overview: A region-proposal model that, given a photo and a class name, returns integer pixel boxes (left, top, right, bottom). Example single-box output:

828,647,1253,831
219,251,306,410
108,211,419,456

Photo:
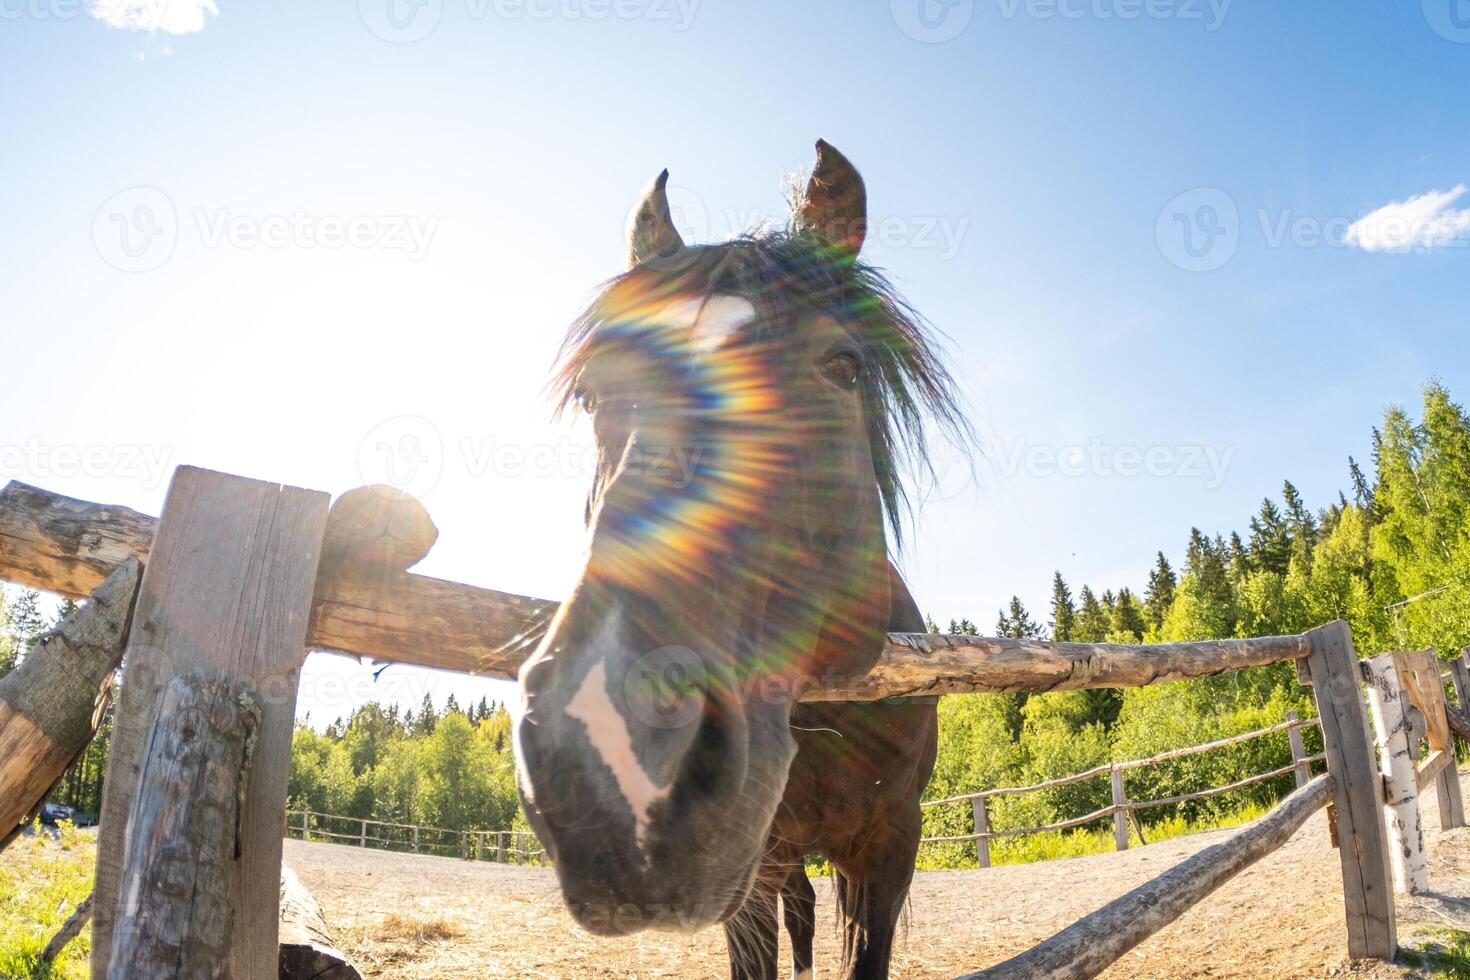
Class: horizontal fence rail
287,810,547,865
0,480,1313,701
921,713,1324,859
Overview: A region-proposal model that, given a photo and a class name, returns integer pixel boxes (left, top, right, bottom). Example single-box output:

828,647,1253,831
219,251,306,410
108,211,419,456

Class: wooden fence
0,469,1466,978
286,809,546,864
921,712,1326,867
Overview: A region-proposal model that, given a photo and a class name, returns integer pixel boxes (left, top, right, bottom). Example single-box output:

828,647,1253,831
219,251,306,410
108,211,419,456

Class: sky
2,0,1468,728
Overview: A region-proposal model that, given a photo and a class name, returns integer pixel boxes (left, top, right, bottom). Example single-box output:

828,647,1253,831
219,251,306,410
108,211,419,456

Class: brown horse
514,141,967,979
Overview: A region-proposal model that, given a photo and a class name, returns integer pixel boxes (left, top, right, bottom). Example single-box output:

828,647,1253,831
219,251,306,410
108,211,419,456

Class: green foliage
0,823,95,978
922,380,1470,870
287,699,521,836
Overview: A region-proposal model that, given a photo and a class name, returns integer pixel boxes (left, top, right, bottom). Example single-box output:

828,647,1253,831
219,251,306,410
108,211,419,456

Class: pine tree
1074,586,1110,642
1143,553,1176,630
1348,456,1375,521
1281,480,1318,565
445,693,462,717
1248,498,1293,575
1110,588,1147,641
415,693,438,736
996,597,1040,639
1049,572,1076,641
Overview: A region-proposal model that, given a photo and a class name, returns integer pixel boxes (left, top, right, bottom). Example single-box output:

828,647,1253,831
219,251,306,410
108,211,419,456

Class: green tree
997,596,1041,639
1049,573,1076,641
1143,553,1177,632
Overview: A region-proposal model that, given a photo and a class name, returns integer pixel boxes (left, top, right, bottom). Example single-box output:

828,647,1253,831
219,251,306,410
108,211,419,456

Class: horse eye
574,386,597,414
821,352,862,389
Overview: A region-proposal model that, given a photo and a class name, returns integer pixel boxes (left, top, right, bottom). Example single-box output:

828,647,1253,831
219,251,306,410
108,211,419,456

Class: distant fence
286,809,547,865
921,711,1325,867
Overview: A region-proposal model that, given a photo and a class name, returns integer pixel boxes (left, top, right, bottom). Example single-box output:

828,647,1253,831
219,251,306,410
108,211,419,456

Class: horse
514,140,967,980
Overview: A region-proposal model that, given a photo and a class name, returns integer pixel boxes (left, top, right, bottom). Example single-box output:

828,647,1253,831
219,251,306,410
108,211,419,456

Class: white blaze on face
565,650,670,852
654,294,757,355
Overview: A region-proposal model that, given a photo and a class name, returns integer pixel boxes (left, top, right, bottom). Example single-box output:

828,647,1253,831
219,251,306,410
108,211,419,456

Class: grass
0,823,95,980
915,799,1273,870
1399,929,1470,978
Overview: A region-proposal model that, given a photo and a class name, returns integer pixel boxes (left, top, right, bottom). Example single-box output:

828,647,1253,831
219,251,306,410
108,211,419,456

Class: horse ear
795,139,867,261
626,169,686,269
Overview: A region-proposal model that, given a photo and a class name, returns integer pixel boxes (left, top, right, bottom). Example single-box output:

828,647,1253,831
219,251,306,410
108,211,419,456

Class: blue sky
3,0,1468,726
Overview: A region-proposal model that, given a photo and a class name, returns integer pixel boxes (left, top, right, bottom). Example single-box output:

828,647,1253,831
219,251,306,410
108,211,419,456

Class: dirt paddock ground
286,772,1470,979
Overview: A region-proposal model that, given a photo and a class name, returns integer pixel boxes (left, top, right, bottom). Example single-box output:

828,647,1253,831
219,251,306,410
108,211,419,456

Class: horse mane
549,229,974,548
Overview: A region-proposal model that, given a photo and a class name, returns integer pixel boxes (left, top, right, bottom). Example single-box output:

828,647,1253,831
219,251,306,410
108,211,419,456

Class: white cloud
1346,185,1470,253
90,0,218,35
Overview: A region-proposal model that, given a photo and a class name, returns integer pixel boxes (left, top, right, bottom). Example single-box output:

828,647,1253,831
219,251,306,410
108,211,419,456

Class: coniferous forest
4,381,1468,865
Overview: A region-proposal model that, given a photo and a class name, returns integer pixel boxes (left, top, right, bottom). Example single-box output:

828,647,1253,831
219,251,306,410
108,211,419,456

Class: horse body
514,141,965,980
730,566,939,980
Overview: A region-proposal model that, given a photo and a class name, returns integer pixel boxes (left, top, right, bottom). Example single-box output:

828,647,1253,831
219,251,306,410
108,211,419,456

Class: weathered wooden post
1302,621,1396,958
412,825,420,853
497,831,506,863
1364,652,1429,894
108,673,260,978
279,866,363,980
0,558,141,851
91,467,329,980
971,796,991,869
300,811,310,842
1110,766,1129,851
1286,710,1309,789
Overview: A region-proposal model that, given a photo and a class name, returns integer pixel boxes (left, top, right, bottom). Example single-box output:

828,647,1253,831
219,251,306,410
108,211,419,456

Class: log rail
0,479,1312,701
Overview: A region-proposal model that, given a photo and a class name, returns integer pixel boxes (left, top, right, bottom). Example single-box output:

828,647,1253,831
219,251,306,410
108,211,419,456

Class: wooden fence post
971,797,991,869
300,811,309,843
412,826,420,853
497,831,506,863
1303,621,1396,959
1364,653,1429,894
107,673,260,978
1286,710,1309,789
1110,767,1129,851
359,820,367,848
89,467,329,980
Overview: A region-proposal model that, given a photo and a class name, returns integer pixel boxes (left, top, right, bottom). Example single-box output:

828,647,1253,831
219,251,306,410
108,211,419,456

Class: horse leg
781,864,816,980
725,877,780,980
833,825,919,980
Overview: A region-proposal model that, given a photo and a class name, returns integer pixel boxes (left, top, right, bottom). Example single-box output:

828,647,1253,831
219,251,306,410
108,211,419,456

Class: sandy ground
286,773,1470,979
